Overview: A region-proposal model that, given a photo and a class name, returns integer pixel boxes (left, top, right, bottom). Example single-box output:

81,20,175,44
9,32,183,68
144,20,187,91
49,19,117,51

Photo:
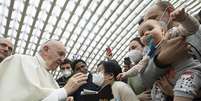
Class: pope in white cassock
0,40,87,101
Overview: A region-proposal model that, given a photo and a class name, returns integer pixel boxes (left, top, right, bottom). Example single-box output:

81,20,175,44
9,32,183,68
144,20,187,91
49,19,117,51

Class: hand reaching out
64,73,87,95
116,72,127,80
170,8,187,22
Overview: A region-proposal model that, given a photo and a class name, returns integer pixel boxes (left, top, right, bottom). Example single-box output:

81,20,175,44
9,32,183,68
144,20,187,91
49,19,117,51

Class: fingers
75,74,88,80
68,73,87,85
73,73,88,85
77,77,87,85
170,8,185,21
116,74,121,80
143,90,151,94
64,73,88,95
72,72,85,77
116,73,124,80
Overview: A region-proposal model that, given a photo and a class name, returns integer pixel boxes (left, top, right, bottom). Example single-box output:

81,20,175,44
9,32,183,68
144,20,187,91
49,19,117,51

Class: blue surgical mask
143,34,156,57
92,72,104,86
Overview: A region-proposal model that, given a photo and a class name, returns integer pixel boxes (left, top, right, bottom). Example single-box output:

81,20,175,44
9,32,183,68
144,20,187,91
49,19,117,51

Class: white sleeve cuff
55,88,68,100
42,88,67,101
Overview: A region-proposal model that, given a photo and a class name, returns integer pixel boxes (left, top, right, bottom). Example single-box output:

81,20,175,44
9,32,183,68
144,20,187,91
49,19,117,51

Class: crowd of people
0,1,201,101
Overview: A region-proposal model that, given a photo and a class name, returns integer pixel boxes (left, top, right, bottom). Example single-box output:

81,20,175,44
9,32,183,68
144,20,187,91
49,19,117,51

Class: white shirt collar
35,54,49,70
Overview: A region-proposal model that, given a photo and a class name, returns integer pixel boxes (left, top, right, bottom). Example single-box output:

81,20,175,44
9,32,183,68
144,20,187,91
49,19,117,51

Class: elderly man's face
0,38,13,62
44,41,66,70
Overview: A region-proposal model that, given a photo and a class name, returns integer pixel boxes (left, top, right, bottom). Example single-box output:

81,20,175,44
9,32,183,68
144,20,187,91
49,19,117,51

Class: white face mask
159,6,171,29
61,70,72,78
92,72,104,86
127,50,143,64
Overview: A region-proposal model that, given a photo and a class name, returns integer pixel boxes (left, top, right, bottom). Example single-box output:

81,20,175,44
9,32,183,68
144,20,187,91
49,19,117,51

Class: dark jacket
56,76,71,88
71,73,101,101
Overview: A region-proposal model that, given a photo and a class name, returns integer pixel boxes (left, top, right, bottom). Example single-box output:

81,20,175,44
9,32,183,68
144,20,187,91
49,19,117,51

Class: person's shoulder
12,54,37,66
11,54,32,58
112,81,128,89
2,54,30,62
113,81,127,85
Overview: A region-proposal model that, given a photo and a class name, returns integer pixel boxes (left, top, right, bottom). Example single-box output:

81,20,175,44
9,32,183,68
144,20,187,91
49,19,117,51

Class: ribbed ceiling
0,0,200,71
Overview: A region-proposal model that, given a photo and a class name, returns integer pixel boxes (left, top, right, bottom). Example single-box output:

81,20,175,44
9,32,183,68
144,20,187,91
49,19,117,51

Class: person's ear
43,45,49,51
42,46,49,56
108,73,114,80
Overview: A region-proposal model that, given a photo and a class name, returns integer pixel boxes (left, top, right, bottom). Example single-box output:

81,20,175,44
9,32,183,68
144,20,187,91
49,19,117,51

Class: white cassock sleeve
0,54,66,101
42,88,67,101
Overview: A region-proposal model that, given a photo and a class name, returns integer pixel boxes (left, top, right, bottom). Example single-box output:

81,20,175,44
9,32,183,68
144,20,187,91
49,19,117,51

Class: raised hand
64,73,87,95
170,8,187,22
116,72,127,81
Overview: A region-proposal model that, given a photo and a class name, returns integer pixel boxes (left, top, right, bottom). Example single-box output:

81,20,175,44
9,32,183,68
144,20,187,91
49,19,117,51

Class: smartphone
106,47,112,56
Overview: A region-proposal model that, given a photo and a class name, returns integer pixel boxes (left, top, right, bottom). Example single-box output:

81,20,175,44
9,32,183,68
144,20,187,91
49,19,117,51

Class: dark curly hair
71,59,86,71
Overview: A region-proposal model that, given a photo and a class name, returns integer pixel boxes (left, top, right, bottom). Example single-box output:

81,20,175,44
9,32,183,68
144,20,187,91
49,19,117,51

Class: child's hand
170,8,187,22
116,72,127,80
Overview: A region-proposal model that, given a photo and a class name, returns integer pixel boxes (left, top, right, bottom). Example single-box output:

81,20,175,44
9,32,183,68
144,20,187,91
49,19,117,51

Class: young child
138,8,201,100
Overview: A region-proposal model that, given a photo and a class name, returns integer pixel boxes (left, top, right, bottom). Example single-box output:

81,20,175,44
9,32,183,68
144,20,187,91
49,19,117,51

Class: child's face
143,5,172,29
138,20,164,45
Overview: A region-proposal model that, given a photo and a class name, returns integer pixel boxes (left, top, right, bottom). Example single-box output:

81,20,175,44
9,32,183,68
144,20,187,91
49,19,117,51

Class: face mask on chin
92,72,104,86
143,34,157,57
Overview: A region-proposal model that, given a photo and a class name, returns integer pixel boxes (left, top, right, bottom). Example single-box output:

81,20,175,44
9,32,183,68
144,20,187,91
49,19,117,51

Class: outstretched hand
64,73,87,95
116,72,127,80
170,8,187,22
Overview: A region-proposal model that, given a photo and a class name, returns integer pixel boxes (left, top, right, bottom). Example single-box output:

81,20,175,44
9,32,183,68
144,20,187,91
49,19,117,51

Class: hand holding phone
106,47,112,60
